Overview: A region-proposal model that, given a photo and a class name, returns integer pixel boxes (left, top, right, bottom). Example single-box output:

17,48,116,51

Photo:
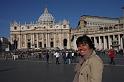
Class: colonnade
90,34,123,50
72,33,124,50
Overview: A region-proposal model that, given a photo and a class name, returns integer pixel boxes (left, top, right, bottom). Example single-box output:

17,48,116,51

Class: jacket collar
83,50,95,61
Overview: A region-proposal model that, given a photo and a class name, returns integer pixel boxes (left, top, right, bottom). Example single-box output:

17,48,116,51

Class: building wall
81,15,119,27
71,15,124,50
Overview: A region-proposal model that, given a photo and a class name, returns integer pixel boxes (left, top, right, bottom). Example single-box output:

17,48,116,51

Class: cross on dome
44,8,48,14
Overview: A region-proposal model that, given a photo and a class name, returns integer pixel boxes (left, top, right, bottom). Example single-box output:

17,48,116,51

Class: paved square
0,59,124,82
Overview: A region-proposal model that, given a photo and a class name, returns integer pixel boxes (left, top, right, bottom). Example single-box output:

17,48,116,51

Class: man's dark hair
76,35,95,50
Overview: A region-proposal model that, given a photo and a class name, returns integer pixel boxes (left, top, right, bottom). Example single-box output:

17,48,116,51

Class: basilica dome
38,8,55,24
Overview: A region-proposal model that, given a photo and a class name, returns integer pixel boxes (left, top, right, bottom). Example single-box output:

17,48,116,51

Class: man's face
77,43,91,56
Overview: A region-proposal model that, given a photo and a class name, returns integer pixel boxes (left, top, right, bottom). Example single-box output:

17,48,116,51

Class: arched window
14,26,17,30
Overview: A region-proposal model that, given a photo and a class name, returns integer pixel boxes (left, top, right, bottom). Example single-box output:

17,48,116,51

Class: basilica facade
10,8,124,50
10,8,71,50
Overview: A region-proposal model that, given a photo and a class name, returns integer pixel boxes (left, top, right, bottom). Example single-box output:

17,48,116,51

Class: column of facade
57,34,60,48
46,33,48,48
67,34,70,49
60,33,63,49
10,35,13,44
31,34,35,48
18,34,21,49
47,33,50,48
44,33,46,48
42,34,44,48
54,33,56,48
59,34,62,49
20,34,22,49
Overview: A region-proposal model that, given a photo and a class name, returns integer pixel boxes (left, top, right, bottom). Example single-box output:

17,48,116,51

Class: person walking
54,51,60,64
62,51,67,64
46,51,49,64
107,48,116,65
73,35,104,82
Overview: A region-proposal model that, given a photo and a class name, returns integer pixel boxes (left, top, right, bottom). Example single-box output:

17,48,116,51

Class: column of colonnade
98,36,102,50
94,34,124,50
103,36,107,49
120,35,123,49
91,35,106,50
120,34,124,49
122,34,124,49
118,34,121,49
70,33,124,50
94,37,98,49
108,35,112,49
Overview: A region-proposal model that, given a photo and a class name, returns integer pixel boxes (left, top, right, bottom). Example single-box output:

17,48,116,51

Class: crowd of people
0,45,124,66
0,48,79,64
